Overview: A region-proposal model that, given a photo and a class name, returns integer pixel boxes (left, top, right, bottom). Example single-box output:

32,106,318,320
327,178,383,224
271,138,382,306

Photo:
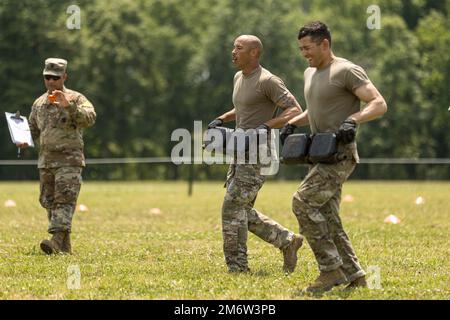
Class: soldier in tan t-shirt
281,21,387,293
207,35,303,273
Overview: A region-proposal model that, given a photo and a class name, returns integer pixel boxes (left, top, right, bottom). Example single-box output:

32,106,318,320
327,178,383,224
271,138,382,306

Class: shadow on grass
226,269,272,278
23,245,42,256
23,245,74,258
290,285,358,299
251,269,271,277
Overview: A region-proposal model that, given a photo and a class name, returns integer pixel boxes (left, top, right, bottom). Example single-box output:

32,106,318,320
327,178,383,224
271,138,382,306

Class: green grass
0,180,449,300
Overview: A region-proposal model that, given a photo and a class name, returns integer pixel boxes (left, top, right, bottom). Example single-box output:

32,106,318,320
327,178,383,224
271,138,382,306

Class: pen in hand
16,142,29,158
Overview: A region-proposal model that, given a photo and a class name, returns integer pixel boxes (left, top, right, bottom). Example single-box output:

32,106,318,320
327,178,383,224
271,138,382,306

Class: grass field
0,180,449,300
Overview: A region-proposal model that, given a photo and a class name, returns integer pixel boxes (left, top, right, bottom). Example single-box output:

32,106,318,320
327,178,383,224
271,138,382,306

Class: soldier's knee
221,200,242,225
222,206,234,222
39,196,53,209
223,191,249,208
54,188,79,204
331,230,348,242
292,192,309,218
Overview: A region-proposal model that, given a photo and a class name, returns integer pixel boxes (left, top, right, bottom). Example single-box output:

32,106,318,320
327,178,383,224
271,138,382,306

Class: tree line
1,0,449,180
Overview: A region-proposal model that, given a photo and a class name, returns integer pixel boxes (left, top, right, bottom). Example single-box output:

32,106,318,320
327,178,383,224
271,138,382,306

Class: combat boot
305,267,347,293
40,231,66,255
61,232,72,254
282,234,303,273
344,275,367,290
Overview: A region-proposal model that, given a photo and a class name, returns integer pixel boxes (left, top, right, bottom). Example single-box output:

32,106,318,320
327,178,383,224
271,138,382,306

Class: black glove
280,123,297,145
338,118,357,144
207,118,223,129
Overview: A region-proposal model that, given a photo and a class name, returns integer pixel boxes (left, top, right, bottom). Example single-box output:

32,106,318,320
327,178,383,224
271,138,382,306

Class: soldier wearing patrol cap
18,58,96,255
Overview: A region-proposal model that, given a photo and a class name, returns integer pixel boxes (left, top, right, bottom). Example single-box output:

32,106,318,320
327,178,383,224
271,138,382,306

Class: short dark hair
298,21,331,46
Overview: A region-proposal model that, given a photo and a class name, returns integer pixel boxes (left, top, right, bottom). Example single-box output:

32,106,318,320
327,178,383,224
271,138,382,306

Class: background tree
1,0,449,180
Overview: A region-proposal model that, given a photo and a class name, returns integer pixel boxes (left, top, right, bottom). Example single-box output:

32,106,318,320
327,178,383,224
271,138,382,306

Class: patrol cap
43,58,68,76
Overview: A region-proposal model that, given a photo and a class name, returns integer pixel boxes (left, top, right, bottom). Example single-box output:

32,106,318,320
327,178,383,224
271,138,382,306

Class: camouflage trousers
222,163,295,272
292,158,365,282
39,166,82,234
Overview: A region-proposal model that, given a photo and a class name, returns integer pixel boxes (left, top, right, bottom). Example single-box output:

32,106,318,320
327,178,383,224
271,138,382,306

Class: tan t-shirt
233,66,291,130
304,57,370,134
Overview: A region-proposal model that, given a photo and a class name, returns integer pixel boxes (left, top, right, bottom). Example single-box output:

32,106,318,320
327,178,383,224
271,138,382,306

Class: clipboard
5,111,35,147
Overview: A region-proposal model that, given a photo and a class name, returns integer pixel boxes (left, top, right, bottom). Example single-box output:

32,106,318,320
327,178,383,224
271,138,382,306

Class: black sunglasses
44,75,61,81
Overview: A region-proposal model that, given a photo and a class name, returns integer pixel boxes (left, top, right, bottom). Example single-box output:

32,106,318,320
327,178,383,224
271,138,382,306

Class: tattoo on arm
277,93,301,110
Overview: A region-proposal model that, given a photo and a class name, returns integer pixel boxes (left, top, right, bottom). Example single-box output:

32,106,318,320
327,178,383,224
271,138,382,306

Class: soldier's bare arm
217,108,236,123
265,93,302,129
349,82,387,124
277,92,302,111
288,109,310,127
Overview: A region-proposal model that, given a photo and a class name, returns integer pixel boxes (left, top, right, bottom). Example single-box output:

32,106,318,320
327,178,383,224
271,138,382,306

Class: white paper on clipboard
5,112,35,147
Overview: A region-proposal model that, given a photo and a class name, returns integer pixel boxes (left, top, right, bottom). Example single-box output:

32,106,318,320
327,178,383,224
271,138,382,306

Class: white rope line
0,157,173,165
1,157,450,165
359,158,450,164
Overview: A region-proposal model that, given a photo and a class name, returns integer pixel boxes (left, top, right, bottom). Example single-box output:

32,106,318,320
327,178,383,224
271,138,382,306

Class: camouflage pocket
57,109,78,130
224,164,236,188
39,169,55,209
318,159,356,185
54,167,82,204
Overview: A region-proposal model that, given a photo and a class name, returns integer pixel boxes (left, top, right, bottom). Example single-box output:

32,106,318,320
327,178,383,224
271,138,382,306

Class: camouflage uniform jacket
29,86,96,168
